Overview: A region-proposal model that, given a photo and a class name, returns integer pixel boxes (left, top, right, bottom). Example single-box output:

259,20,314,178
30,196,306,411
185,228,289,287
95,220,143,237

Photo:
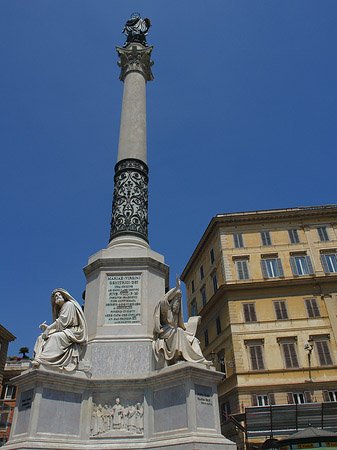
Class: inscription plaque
105,274,141,324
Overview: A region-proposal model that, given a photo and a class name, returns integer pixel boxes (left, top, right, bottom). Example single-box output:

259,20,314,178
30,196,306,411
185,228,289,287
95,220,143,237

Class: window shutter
289,343,299,368
305,299,314,317
250,346,258,370
322,391,330,402
282,344,292,368
237,261,244,280
316,341,333,366
304,391,312,403
256,345,264,369
243,261,249,279
305,256,314,275
0,386,5,400
312,299,320,317
251,394,258,406
269,393,276,405
274,301,281,320
320,255,329,273
250,303,257,322
276,258,284,277
261,232,267,246
261,260,269,278
280,301,288,319
290,257,298,276
287,393,294,404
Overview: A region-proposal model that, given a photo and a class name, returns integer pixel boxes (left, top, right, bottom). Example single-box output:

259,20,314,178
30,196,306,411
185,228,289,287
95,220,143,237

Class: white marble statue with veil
32,288,88,371
153,276,211,366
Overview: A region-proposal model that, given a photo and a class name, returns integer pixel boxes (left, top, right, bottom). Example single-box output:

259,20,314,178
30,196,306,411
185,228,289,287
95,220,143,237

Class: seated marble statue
153,276,211,366
32,288,88,371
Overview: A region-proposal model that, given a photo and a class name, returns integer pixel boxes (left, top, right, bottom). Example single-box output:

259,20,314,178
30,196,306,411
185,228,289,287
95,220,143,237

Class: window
191,299,197,317
261,258,284,278
212,273,218,293
217,351,226,375
204,329,209,347
210,248,215,264
287,392,312,404
251,393,275,407
281,342,299,368
220,401,231,423
273,300,288,320
315,340,333,366
323,391,337,402
233,233,244,248
2,385,16,400
236,260,250,280
321,254,337,273
288,229,300,244
249,345,265,370
191,280,195,294
200,265,204,280
260,231,272,246
201,288,206,307
304,298,321,318
317,226,329,242
290,255,314,276
243,303,257,322
216,316,222,335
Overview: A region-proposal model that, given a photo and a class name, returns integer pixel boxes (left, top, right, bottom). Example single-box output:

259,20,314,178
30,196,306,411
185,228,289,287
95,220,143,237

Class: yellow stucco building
181,205,337,448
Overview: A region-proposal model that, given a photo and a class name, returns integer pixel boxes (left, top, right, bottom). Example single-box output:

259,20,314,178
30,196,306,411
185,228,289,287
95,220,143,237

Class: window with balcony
236,260,250,280
321,254,337,273
261,258,284,278
243,303,257,322
233,233,244,248
317,226,329,242
304,298,321,318
260,231,272,246
273,300,288,320
288,229,300,244
290,255,314,276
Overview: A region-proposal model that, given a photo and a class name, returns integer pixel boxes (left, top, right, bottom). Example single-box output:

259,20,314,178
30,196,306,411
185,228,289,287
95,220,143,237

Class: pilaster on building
181,204,337,448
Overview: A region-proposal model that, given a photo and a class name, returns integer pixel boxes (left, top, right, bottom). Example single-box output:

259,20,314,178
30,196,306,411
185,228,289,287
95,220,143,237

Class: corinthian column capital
116,44,154,82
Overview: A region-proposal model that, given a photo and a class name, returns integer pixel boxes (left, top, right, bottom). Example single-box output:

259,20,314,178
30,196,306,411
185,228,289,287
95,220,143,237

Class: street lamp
304,342,313,382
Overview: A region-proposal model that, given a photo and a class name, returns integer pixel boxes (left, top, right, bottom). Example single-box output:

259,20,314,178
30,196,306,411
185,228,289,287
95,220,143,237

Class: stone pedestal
6,363,235,450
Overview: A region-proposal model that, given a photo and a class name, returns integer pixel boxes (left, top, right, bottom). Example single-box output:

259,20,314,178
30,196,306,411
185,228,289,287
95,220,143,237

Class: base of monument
4,434,233,450
6,362,235,450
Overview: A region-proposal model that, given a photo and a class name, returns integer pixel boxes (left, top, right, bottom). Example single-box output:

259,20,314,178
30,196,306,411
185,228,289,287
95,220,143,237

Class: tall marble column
109,44,154,247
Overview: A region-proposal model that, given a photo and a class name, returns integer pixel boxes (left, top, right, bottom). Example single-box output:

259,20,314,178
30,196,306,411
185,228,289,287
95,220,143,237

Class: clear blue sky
1,1,336,357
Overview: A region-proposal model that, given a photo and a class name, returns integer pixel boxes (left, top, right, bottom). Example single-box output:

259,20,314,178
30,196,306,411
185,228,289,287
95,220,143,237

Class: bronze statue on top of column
122,13,151,48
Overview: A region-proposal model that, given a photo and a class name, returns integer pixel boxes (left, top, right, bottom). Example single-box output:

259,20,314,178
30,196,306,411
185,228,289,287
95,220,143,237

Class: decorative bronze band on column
109,158,149,243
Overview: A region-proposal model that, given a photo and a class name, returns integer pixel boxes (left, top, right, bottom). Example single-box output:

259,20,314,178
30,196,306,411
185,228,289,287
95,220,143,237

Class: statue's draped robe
33,297,87,371
152,292,208,364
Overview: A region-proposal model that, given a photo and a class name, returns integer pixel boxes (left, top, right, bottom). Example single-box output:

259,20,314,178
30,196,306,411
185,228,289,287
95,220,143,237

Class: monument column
109,44,154,247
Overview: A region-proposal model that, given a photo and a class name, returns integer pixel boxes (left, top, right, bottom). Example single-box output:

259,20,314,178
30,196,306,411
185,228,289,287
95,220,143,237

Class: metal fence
245,403,337,437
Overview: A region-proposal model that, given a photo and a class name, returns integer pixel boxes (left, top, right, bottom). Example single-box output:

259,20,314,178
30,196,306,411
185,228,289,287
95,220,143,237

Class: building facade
181,205,337,448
